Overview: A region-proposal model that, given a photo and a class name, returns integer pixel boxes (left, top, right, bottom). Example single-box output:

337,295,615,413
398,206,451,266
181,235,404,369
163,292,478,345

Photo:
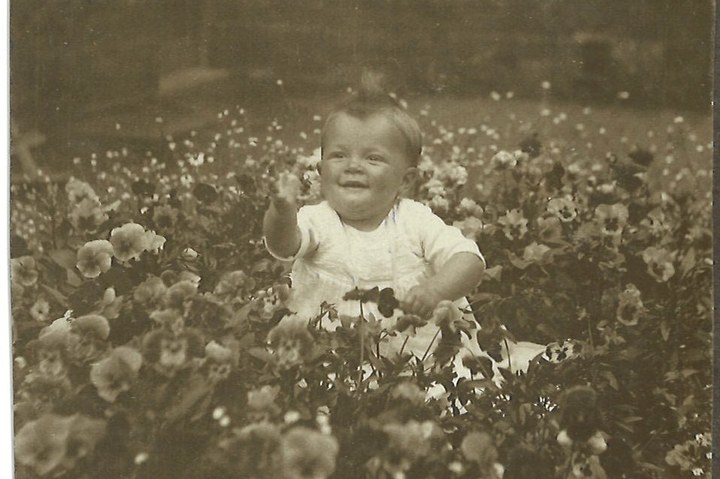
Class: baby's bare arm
263,197,301,258
401,252,485,317
263,172,303,258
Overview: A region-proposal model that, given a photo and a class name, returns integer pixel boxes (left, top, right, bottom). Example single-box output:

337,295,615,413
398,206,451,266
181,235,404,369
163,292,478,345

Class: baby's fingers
400,295,432,319
274,171,302,202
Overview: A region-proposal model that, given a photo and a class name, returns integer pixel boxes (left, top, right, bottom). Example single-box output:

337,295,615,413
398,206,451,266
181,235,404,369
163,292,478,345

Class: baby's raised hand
272,171,302,204
400,284,442,319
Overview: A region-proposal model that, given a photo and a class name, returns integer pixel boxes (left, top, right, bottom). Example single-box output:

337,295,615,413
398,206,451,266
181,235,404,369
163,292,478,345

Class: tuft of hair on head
322,68,423,167
356,69,393,103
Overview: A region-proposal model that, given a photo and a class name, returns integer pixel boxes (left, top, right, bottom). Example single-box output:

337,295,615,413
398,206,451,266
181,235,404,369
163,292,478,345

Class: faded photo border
3,3,13,477
5,2,716,479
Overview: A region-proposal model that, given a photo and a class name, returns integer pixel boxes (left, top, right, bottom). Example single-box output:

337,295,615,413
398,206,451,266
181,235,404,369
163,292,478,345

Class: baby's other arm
401,252,485,318
263,173,302,258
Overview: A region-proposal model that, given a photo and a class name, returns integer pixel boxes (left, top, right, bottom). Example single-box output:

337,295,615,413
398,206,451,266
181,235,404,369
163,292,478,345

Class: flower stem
420,327,442,363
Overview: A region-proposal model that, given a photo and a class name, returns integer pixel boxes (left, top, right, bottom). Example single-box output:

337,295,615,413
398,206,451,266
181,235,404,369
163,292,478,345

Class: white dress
267,198,487,364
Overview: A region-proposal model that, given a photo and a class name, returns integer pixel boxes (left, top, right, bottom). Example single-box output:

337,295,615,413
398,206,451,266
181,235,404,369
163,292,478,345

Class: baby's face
321,112,413,229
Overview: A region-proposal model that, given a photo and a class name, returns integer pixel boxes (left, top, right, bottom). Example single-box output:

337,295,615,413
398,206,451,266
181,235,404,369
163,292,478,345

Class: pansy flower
640,209,669,237
267,314,314,370
165,280,198,310
213,270,256,303
67,314,110,364
144,230,166,254
497,209,529,240
35,331,70,379
69,197,108,231
594,203,629,239
537,216,563,243
15,413,74,476
110,222,150,262
461,432,501,476
247,385,282,423
426,195,448,213
142,328,203,376
76,240,114,278
523,242,551,263
133,275,167,308
453,216,484,240
89,346,143,402
29,298,51,323
431,300,464,333
491,150,518,169
616,284,645,326
394,314,428,336
379,421,435,476
61,415,106,471
222,423,282,478
547,196,579,223
642,246,676,282
65,177,98,204
204,340,238,383
390,382,426,408
11,256,39,287
281,427,339,479
543,340,582,363
458,197,484,218
19,372,72,415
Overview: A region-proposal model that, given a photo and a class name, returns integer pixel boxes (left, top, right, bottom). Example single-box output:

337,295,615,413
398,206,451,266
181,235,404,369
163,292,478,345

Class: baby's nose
345,156,364,171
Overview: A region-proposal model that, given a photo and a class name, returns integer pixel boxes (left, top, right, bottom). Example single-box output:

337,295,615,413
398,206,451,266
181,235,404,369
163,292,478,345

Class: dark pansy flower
559,386,602,442
131,179,155,197
628,147,654,167
377,288,399,318
193,182,218,203
519,132,542,158
394,314,428,335
152,204,179,231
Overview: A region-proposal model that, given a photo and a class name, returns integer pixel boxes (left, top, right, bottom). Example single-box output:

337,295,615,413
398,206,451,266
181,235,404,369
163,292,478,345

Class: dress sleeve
265,204,321,261
408,200,486,271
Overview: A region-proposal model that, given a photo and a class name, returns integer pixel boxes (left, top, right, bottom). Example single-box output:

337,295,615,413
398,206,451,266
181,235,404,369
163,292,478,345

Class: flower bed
10,103,711,479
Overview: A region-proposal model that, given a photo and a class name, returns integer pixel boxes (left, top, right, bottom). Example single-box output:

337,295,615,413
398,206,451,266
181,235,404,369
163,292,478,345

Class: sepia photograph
8,1,714,478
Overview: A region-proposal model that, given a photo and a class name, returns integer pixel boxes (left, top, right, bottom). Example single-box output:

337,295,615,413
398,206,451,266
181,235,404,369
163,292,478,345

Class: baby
263,73,486,361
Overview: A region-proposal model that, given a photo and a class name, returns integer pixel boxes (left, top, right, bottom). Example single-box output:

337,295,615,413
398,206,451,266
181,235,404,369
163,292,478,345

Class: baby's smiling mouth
339,180,368,188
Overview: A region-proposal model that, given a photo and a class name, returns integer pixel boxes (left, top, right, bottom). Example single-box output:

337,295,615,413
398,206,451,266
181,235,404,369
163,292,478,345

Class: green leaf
49,248,77,270
248,347,273,363
679,247,696,279
660,321,670,341
165,374,212,423
602,371,619,390
40,284,67,304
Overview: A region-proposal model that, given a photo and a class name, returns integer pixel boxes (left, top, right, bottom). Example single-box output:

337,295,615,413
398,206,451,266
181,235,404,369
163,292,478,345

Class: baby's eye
367,155,385,163
327,151,345,160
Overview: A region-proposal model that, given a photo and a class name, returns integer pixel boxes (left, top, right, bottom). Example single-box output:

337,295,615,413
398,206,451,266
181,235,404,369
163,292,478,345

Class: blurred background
9,0,714,180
